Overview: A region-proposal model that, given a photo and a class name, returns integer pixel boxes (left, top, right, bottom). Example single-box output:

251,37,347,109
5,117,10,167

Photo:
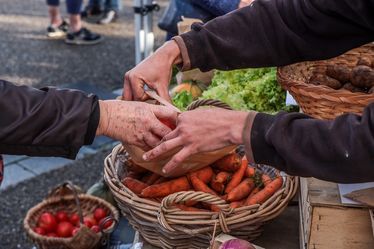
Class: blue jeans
47,0,83,15
87,0,121,12
109,216,136,247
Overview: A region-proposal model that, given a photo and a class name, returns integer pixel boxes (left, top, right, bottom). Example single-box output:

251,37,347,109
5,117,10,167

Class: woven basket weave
277,43,374,119
104,100,299,248
24,182,119,249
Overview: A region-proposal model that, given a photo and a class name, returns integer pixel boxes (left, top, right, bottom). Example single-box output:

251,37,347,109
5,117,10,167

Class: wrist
227,111,251,145
162,40,182,65
96,100,109,136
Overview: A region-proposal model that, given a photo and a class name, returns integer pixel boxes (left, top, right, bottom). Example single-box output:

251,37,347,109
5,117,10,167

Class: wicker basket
24,182,119,249
104,100,299,248
277,43,374,119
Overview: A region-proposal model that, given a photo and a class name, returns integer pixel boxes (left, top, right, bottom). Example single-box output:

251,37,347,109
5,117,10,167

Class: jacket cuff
242,111,257,163
84,96,100,145
172,36,192,71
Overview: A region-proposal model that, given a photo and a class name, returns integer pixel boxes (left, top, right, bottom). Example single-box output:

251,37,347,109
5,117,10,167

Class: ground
0,1,300,248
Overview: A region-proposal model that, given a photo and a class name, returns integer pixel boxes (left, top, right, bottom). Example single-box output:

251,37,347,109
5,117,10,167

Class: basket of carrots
104,146,298,248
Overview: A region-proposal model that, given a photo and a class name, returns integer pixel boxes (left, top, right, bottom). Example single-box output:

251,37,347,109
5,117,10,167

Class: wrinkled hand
143,108,249,174
238,0,254,8
96,100,177,150
123,40,182,102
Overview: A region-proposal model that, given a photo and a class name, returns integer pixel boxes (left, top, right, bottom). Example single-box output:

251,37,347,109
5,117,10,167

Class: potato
357,56,373,67
326,65,352,83
342,83,365,93
309,74,342,89
351,65,374,88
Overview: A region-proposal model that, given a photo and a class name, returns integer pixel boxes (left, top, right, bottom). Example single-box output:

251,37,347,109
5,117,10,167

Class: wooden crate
299,178,374,249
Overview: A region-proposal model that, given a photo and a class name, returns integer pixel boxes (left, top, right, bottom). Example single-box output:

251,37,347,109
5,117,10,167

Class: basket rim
24,193,119,242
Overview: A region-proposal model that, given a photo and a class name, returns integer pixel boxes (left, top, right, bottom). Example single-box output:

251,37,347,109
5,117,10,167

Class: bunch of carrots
122,152,283,212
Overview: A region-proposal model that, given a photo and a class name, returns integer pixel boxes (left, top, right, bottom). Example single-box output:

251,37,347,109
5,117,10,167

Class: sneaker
65,28,103,45
47,20,69,38
81,5,102,18
98,10,118,25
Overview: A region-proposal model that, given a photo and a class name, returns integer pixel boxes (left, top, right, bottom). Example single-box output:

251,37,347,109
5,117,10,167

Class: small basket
104,100,299,248
277,43,374,119
24,182,119,249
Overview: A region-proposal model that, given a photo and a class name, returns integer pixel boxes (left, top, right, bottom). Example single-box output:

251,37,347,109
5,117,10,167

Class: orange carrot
146,173,161,185
225,159,248,194
174,204,208,212
261,174,272,186
122,177,149,195
245,167,256,178
213,153,241,172
188,166,214,184
227,178,255,202
230,200,244,209
190,175,218,196
246,177,283,205
248,187,261,198
184,200,198,206
220,194,228,201
211,172,231,194
140,176,191,198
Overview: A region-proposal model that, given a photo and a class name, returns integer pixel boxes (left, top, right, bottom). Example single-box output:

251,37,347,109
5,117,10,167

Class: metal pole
134,0,143,64
143,0,155,58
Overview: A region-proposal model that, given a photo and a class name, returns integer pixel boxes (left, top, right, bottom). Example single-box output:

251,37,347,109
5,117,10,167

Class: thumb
155,84,172,103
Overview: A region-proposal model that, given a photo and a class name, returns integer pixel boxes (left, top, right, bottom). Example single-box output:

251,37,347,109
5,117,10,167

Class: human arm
144,104,374,183
0,80,176,158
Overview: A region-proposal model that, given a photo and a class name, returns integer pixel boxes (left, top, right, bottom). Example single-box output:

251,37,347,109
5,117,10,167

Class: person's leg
46,0,69,38
65,0,83,32
97,0,120,24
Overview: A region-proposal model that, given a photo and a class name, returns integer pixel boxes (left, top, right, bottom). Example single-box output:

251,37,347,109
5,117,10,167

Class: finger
162,147,191,174
151,120,173,139
143,137,182,161
151,105,178,124
123,73,133,101
160,129,178,143
155,84,172,103
129,75,148,101
143,133,162,149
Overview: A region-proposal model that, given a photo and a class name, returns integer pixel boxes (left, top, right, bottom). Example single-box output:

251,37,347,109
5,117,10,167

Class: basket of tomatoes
24,182,119,249
103,100,299,249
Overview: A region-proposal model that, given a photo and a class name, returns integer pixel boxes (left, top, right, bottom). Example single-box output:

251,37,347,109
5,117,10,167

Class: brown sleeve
0,80,99,159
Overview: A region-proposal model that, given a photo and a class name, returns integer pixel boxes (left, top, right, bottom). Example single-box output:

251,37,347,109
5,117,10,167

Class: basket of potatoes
277,43,374,119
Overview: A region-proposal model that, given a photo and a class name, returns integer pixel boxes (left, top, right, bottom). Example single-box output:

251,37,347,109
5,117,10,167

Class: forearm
174,0,374,71
0,80,99,159
243,104,374,183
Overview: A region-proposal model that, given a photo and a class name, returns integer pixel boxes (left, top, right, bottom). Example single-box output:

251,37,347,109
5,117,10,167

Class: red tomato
84,216,97,227
72,227,80,237
70,213,80,226
55,210,69,222
159,118,176,130
56,221,74,238
91,225,100,233
100,217,113,229
93,208,107,222
34,227,46,235
38,212,57,233
47,233,57,237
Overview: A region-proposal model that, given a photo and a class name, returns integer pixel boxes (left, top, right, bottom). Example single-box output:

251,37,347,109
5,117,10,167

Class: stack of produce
309,56,374,93
121,152,284,211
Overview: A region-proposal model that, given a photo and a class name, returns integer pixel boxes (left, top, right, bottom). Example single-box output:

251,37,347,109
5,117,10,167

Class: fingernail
162,168,167,174
142,154,148,161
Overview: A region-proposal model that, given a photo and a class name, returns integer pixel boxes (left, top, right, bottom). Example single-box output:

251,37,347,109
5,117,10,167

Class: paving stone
18,157,73,175
89,135,114,150
0,163,35,190
2,154,27,166
62,82,117,100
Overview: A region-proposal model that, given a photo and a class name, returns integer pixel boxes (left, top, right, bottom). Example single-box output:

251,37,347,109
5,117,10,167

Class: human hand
143,108,249,174
238,0,254,8
123,40,182,102
96,100,177,149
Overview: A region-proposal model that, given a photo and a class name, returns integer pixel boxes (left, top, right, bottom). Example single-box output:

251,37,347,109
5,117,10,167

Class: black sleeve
250,103,374,183
0,80,100,159
180,0,374,71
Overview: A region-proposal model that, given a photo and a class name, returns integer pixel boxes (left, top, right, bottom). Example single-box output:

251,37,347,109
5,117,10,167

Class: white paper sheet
338,182,374,205
285,91,297,106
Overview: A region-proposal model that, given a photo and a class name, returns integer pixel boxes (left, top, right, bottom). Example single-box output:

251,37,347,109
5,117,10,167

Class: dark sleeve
0,80,100,159
190,0,240,16
250,103,374,183
178,0,374,71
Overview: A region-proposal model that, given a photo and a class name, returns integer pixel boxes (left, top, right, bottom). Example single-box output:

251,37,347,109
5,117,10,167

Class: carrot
122,177,149,195
213,153,241,172
246,176,283,205
190,175,218,196
174,204,208,212
140,176,191,198
261,174,272,186
248,187,261,198
230,200,244,209
227,178,255,202
245,167,256,178
225,159,248,194
188,166,214,184
154,177,167,184
184,200,198,206
211,172,231,194
145,173,161,185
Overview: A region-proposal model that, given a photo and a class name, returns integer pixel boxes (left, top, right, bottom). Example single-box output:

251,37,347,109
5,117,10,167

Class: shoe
47,20,69,38
65,28,103,45
81,5,102,18
98,10,117,25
